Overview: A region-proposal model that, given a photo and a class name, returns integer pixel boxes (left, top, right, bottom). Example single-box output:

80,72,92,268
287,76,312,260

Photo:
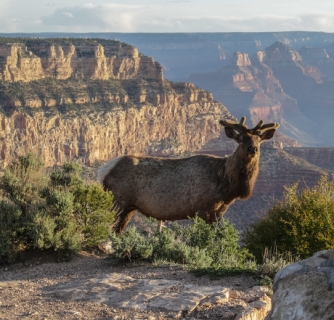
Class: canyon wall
284,147,334,170
189,42,334,147
3,32,334,82
0,39,163,83
0,101,233,168
0,38,234,168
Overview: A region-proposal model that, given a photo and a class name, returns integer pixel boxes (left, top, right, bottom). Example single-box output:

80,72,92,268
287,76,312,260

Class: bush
0,201,24,264
256,247,299,278
109,216,255,273
0,154,114,263
243,176,334,261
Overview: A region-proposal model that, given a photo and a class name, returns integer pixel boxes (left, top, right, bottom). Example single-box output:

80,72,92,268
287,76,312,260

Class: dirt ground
0,251,261,320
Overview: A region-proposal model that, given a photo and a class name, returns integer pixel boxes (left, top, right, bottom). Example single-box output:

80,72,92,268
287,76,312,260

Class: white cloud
62,12,74,18
43,4,148,32
39,3,334,33
1,1,334,33
83,3,94,8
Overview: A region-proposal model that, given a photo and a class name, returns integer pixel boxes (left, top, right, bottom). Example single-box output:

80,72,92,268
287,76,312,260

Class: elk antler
220,116,280,135
219,116,248,134
250,120,280,135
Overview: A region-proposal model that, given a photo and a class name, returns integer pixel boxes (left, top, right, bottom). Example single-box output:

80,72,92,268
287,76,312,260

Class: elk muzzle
247,146,258,155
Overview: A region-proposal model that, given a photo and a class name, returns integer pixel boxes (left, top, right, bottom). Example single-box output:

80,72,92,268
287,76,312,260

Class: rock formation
254,42,334,146
49,272,272,319
284,147,334,171
0,38,234,168
189,50,315,146
3,32,334,82
189,42,334,147
299,46,334,81
266,250,334,320
0,39,163,83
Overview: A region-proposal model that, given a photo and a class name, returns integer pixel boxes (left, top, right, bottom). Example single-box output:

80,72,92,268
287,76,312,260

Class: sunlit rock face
0,40,163,83
0,38,236,168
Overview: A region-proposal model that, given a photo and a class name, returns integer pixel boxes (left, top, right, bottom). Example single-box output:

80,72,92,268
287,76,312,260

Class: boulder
266,250,334,320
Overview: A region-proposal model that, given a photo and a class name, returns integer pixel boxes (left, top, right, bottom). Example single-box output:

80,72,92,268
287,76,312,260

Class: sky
1,0,334,33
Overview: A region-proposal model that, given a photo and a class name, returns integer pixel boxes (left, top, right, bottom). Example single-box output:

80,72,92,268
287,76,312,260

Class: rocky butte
0,38,237,168
189,42,334,147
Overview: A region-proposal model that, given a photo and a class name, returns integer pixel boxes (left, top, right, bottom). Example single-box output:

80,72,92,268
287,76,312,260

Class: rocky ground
0,251,272,320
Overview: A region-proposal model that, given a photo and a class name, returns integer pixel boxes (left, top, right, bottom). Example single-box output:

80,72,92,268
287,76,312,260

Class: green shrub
109,216,255,273
0,154,114,263
243,176,334,261
0,201,24,264
0,153,46,215
256,247,299,278
33,189,82,261
110,226,154,261
73,183,114,247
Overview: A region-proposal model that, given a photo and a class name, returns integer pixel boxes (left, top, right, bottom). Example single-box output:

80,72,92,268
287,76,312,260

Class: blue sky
1,0,334,33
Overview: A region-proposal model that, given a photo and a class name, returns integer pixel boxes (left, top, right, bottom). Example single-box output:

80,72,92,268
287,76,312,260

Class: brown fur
97,118,279,234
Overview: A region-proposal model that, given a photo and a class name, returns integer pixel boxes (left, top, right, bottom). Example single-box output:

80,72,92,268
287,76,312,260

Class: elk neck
224,147,260,200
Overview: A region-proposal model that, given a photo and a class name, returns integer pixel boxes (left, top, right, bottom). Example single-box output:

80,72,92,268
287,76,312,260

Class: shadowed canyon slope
189,42,334,147
224,146,330,229
0,38,238,168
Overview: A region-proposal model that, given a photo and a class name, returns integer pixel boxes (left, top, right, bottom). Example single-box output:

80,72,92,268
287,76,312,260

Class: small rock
251,286,270,293
67,310,81,315
98,240,113,253
235,294,271,320
205,292,229,305
229,290,241,299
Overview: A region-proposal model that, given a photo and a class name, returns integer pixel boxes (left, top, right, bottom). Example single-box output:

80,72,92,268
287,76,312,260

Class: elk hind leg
112,207,136,234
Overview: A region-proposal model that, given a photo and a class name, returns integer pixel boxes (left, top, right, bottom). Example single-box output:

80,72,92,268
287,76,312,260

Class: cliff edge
0,38,234,168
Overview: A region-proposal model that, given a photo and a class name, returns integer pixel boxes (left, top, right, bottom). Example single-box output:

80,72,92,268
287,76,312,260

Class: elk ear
260,129,277,141
219,120,240,141
225,127,240,141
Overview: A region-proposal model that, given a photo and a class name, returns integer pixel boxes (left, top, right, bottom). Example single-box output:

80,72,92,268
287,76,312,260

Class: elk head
219,117,280,160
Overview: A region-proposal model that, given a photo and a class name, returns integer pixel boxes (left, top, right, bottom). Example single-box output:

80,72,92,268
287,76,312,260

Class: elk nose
248,146,258,155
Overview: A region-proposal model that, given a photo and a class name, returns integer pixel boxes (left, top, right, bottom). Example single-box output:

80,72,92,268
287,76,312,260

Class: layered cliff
284,147,334,171
298,47,334,81
189,42,334,147
0,38,234,168
0,38,163,83
189,51,310,146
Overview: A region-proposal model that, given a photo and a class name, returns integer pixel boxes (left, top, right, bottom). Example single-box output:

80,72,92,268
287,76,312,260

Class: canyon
3,32,334,81
189,42,334,147
0,36,332,229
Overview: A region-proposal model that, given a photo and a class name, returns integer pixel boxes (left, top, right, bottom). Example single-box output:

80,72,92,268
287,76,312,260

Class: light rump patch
97,156,124,185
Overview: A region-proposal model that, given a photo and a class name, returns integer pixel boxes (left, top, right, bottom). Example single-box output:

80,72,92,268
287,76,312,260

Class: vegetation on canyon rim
0,154,114,263
243,175,334,261
1,154,333,279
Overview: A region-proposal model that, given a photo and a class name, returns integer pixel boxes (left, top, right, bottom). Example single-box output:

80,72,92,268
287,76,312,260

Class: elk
97,117,279,234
